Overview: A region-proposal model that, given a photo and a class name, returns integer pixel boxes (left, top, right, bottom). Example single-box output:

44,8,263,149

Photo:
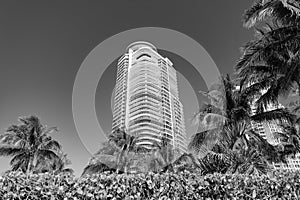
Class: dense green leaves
1,170,300,199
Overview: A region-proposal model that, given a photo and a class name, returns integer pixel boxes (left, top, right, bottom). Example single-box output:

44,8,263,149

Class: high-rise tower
111,41,187,153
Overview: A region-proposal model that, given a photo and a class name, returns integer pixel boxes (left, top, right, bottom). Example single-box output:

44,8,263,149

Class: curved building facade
111,41,187,153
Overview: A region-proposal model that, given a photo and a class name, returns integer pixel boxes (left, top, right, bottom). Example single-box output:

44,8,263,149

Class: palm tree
81,141,118,176
147,135,179,172
145,134,202,173
0,115,70,174
108,128,148,173
236,0,300,113
188,75,297,174
82,129,147,175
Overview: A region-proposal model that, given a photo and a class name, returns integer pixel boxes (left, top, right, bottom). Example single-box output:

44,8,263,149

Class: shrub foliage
0,170,300,199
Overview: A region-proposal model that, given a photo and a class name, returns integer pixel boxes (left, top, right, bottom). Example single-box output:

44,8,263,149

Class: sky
0,0,255,177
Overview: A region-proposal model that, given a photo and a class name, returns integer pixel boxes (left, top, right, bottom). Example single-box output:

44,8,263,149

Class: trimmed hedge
0,170,300,199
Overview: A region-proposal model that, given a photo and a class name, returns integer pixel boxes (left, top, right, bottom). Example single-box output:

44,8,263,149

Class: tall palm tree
189,75,297,174
0,115,70,174
236,0,300,113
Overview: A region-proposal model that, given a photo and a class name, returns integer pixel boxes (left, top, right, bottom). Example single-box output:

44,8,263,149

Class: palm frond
41,127,59,136
243,0,275,28
59,168,74,174
252,108,295,123
237,148,269,175
37,149,61,164
281,0,300,15
90,154,117,168
9,151,27,166
81,162,114,176
188,128,220,158
43,140,61,151
0,146,24,156
236,25,300,72
244,0,300,28
11,156,29,172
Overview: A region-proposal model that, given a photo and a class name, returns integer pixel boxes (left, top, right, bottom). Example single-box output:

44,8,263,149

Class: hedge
0,170,300,199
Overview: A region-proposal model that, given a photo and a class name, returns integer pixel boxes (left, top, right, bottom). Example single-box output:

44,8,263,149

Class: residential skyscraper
249,88,300,170
111,41,187,153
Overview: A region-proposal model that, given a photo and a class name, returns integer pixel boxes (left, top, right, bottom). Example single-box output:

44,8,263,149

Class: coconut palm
194,126,275,175
189,75,297,174
236,0,300,113
81,141,117,176
0,115,70,174
82,129,147,175
146,135,179,172
108,128,148,173
144,134,202,173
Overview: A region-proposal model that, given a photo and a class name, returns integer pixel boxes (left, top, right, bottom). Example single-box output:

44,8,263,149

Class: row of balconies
129,81,160,92
130,87,158,98
130,85,158,95
130,68,160,79
132,128,174,141
129,98,159,109
129,120,173,134
129,109,161,119
129,108,159,118
114,82,127,94
112,119,125,130
117,54,128,62
129,115,159,124
129,103,159,114
130,92,161,103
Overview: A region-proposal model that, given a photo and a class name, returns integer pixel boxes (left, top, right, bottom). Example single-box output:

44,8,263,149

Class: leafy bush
1,170,300,199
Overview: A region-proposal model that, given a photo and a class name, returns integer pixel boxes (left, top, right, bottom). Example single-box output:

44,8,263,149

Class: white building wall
111,41,187,153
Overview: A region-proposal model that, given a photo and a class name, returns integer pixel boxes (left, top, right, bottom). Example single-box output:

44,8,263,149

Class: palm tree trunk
186,153,200,168
297,81,300,96
116,145,129,174
31,152,38,173
124,164,128,174
26,154,34,174
116,148,124,173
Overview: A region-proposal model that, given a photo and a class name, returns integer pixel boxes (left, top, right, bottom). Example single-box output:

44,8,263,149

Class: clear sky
0,0,255,177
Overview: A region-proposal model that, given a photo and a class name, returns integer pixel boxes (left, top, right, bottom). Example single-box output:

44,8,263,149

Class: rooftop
126,41,157,52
